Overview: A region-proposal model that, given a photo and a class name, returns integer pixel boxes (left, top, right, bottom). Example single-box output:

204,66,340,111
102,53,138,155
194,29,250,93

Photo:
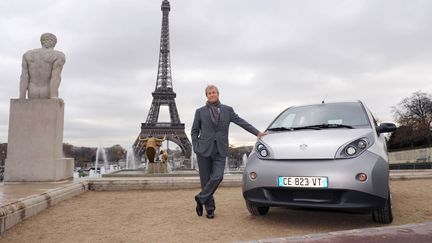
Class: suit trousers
195,142,226,211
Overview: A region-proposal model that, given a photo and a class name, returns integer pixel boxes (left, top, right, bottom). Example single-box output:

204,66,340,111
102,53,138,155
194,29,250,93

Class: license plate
278,176,328,188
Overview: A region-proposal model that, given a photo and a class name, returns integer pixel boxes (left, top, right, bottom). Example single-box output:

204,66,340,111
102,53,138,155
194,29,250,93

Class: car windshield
268,102,371,130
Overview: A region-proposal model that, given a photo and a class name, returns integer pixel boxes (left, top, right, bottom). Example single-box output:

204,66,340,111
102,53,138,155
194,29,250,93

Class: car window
269,102,371,129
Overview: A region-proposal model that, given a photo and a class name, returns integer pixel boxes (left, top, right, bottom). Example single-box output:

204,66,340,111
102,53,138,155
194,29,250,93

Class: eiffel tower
133,0,192,164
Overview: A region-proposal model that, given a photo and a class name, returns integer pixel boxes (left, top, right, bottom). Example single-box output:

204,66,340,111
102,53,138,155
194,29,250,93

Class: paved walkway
241,221,432,243
1,169,431,240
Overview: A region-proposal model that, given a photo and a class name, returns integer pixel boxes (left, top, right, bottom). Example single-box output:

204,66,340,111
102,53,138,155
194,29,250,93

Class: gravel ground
1,179,431,243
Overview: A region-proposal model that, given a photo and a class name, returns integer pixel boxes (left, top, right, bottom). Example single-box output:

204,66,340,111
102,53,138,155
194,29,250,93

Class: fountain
126,146,137,169
88,169,96,178
167,161,173,173
94,147,108,176
191,148,198,171
103,137,198,178
242,153,248,168
143,157,149,173
224,157,231,174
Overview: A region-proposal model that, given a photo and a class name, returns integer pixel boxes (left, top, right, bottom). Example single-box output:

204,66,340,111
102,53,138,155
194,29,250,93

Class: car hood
261,128,372,160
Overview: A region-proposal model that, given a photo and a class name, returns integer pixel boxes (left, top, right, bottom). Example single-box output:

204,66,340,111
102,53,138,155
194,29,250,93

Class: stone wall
388,147,432,163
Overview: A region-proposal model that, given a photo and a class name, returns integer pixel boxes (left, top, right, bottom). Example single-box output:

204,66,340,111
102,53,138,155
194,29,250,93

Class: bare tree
390,91,432,148
393,91,432,124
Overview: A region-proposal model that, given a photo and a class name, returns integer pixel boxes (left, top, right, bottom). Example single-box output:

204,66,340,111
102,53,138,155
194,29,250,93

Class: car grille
250,188,343,204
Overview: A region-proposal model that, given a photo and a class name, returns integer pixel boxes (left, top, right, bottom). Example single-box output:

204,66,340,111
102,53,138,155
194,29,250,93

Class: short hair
205,85,219,96
40,33,57,48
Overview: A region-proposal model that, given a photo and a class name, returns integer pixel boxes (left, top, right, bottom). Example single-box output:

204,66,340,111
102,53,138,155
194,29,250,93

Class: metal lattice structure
133,0,192,163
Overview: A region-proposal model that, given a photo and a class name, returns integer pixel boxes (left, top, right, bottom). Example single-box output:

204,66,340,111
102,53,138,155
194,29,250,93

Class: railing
0,166,4,182
141,123,185,129
389,162,432,170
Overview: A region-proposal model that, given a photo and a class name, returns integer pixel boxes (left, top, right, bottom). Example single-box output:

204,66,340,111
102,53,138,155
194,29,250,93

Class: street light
429,122,432,162
1,150,5,166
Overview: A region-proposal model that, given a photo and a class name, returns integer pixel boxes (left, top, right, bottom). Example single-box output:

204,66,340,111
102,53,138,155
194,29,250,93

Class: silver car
242,101,396,224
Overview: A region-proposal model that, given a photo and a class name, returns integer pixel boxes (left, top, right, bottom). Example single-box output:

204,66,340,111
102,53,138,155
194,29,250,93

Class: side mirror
376,123,397,134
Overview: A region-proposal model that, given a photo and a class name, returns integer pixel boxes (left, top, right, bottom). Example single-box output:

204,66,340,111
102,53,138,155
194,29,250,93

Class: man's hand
257,131,267,139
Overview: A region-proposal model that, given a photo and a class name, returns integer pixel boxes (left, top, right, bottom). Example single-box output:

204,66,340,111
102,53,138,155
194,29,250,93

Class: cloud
1,0,431,148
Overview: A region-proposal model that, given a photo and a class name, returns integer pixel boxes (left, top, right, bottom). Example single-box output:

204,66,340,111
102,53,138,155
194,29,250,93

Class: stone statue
19,33,65,99
4,33,73,182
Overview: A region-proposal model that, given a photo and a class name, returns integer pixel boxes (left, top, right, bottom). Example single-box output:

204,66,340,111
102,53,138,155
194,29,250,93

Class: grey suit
191,104,259,211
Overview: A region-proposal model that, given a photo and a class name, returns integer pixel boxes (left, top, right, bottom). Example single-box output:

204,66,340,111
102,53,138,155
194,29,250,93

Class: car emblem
299,144,308,150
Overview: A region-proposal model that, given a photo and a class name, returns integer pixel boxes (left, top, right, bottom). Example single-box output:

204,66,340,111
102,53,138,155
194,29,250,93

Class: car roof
288,100,363,109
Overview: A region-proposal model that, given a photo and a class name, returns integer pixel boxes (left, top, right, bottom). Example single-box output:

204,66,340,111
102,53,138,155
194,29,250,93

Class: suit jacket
191,104,259,157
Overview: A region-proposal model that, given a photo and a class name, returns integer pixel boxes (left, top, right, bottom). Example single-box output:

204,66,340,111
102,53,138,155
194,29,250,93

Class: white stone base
4,99,74,182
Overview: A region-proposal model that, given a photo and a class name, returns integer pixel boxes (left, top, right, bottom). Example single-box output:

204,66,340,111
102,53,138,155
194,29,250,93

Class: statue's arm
50,53,66,98
19,55,29,99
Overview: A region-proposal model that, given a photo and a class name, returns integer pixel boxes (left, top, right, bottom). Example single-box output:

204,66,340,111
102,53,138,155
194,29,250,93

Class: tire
372,190,393,224
245,200,270,216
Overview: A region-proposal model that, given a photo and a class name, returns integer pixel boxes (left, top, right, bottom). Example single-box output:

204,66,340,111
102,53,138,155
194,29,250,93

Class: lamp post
429,122,432,162
1,150,5,166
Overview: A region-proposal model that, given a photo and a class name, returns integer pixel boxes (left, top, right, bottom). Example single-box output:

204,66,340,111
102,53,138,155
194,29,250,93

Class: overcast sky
1,0,431,149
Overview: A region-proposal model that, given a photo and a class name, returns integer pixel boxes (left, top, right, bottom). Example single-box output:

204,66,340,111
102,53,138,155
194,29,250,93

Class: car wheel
245,200,269,216
372,190,393,224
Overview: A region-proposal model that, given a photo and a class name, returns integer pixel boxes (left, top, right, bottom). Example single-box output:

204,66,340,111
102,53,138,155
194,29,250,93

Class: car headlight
345,146,357,156
336,137,372,158
255,142,270,158
357,139,367,149
259,149,268,157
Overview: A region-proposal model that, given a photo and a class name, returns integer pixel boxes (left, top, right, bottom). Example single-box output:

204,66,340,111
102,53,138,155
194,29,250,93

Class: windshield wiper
267,127,293,131
269,124,354,131
292,124,353,130
291,125,322,130
321,124,354,129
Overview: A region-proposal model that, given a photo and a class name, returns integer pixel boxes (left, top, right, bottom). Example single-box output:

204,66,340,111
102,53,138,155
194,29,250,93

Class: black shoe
195,196,203,216
206,209,215,219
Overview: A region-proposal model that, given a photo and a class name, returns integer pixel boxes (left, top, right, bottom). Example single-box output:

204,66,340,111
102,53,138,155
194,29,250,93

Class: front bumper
243,187,386,211
242,151,389,210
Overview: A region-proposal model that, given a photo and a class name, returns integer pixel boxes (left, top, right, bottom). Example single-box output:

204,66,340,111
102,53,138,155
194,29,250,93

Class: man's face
206,88,219,103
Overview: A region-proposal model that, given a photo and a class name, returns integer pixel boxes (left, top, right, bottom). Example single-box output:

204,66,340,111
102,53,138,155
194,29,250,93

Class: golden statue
137,135,165,163
160,149,169,163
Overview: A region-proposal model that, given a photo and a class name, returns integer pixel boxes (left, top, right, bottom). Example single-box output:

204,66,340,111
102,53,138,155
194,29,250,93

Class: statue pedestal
4,99,74,182
147,162,168,174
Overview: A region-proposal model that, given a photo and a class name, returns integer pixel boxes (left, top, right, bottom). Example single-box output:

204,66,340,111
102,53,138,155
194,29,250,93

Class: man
191,85,266,219
20,33,65,99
